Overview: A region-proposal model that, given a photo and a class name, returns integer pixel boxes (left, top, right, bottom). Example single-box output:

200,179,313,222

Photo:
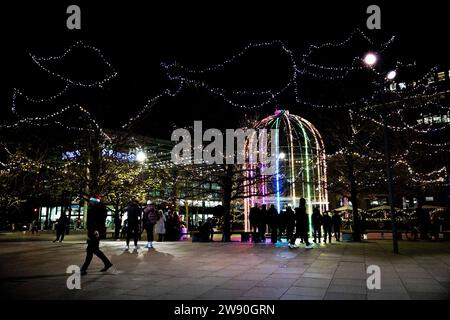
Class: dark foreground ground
0,234,449,300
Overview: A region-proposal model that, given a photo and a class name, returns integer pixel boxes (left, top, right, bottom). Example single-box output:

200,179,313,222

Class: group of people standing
414,202,443,241
311,207,342,244
121,200,166,249
114,200,185,250
249,198,342,249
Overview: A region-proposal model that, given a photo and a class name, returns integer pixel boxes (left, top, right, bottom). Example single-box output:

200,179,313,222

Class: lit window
438,72,445,82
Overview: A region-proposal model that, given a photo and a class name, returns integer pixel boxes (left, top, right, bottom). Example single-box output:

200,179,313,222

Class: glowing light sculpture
244,110,329,233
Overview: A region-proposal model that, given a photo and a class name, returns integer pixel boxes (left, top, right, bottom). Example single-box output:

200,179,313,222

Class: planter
342,232,353,241
241,232,250,242
191,232,202,242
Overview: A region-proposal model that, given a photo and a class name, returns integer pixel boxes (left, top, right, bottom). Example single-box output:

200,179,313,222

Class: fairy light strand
29,40,117,88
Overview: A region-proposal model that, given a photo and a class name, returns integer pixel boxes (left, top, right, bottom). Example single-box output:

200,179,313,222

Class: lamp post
364,53,399,254
136,150,147,163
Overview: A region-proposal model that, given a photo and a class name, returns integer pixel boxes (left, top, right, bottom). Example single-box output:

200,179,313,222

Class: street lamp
364,52,399,254
387,70,397,80
363,53,377,66
136,150,147,163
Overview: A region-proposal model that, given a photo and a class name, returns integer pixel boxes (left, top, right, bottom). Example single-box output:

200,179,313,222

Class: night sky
1,1,449,141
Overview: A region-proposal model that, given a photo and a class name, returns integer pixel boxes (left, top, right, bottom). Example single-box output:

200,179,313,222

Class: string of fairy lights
1,103,111,141
11,85,71,116
328,102,449,185
159,36,383,110
29,40,117,88
7,41,118,133
1,29,449,189
356,110,450,133
4,30,445,125
328,149,447,185
121,82,185,129
158,30,441,114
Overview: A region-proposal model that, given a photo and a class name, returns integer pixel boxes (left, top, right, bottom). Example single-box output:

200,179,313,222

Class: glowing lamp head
386,70,397,80
363,53,377,66
136,151,147,163
278,152,286,160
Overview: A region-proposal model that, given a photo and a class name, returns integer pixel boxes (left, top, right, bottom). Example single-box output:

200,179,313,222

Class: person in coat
322,211,332,243
285,206,295,245
80,195,113,275
155,209,166,242
277,209,287,242
290,198,312,249
53,213,68,242
143,201,159,248
312,206,322,244
114,212,122,240
332,212,342,241
125,200,142,249
259,204,268,242
249,204,259,240
268,204,278,243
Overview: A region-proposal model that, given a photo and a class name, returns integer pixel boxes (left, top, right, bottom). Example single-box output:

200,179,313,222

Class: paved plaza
1,236,450,300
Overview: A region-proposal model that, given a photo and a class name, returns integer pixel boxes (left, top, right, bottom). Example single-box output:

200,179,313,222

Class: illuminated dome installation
243,110,329,231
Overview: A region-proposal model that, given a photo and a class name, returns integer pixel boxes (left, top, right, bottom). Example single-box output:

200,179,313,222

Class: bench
365,230,450,241
211,231,252,242
342,231,353,241
190,231,252,242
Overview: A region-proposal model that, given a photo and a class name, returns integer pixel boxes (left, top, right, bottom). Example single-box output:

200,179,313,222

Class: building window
438,71,445,82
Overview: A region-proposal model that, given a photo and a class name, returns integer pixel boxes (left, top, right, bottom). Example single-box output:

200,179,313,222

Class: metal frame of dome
243,109,329,232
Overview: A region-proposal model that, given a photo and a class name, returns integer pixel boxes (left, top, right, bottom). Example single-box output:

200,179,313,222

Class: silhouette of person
80,195,113,275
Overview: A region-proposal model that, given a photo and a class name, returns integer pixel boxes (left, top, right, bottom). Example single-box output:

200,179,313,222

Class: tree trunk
171,169,178,211
222,165,233,242
84,132,101,228
67,205,71,235
348,159,361,242
89,139,101,196
350,182,361,242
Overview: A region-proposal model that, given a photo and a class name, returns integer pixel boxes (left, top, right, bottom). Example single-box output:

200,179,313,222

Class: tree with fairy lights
293,30,450,242
0,41,154,228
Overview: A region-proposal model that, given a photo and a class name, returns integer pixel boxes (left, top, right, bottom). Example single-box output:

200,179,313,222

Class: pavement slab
1,237,449,300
